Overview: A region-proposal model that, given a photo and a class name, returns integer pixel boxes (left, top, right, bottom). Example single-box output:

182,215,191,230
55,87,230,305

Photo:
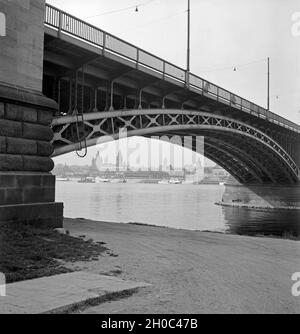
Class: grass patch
0,223,108,283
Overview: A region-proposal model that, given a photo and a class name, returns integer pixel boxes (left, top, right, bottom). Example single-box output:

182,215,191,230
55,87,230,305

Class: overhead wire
118,10,185,33
199,58,268,74
85,0,157,19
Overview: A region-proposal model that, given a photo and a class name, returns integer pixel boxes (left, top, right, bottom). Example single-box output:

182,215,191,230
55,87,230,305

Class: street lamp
185,0,191,87
187,0,191,73
267,57,270,111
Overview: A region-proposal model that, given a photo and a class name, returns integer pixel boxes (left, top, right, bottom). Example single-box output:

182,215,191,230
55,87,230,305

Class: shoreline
215,201,300,211
71,217,300,241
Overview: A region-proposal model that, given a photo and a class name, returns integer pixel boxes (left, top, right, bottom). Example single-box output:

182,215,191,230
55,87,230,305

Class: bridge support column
221,183,300,210
93,87,98,112
0,0,63,227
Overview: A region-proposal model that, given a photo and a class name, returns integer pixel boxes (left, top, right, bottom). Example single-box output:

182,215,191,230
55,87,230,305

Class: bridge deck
44,4,300,135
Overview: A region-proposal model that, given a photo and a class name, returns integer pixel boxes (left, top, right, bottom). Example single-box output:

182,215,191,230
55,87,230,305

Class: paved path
0,272,150,314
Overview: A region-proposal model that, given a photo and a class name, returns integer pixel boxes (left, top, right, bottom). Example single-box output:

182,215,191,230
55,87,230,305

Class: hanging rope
75,66,88,158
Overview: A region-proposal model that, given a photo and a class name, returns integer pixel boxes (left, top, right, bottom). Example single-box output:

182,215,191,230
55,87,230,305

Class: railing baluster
136,49,140,69
58,10,62,38
103,32,106,56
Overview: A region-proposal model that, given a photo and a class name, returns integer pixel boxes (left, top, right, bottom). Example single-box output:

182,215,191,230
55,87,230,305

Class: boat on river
169,178,182,184
78,177,96,184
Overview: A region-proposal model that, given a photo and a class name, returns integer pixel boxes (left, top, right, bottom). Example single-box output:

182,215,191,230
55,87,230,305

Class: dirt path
64,218,300,314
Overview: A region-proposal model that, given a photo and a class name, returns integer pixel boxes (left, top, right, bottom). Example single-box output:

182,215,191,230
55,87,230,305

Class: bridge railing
45,4,300,134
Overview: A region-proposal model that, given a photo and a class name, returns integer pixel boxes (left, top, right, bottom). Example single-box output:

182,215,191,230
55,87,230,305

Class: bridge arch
51,109,299,185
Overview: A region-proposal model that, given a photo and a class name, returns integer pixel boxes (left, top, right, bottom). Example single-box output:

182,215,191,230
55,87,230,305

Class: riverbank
216,201,300,212
64,218,300,314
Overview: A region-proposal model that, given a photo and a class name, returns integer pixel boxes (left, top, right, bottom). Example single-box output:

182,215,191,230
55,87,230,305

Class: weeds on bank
0,223,108,283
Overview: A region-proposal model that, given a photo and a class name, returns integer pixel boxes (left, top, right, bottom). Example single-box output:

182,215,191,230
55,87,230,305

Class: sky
48,0,300,167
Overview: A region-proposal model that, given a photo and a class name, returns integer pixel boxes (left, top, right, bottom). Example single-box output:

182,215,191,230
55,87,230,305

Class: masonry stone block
0,174,16,188
0,119,22,138
15,174,42,189
0,189,5,204
23,155,54,173
5,188,23,205
37,109,53,126
23,108,39,124
23,187,55,204
23,122,54,141
41,174,55,188
0,154,23,171
37,141,54,156
6,104,24,122
0,102,4,118
6,104,38,123
0,136,6,152
7,137,38,155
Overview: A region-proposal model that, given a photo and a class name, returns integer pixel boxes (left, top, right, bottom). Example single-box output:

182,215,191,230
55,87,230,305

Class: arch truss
52,109,299,185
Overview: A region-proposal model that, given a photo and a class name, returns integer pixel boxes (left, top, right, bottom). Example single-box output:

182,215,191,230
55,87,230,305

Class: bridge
43,4,300,186
0,1,299,228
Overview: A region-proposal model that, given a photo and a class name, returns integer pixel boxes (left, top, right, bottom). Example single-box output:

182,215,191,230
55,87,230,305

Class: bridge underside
51,110,299,185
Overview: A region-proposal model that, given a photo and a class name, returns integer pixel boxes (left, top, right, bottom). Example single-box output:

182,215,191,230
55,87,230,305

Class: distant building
212,166,230,178
169,170,185,180
184,158,204,183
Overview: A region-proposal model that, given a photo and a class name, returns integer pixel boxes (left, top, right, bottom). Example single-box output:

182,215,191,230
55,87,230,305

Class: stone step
0,272,151,314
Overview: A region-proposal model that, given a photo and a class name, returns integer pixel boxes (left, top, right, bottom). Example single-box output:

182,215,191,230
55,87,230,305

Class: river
56,181,300,237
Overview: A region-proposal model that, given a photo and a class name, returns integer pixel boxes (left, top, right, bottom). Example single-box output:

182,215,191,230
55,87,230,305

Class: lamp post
187,0,190,73
186,0,191,86
267,57,270,111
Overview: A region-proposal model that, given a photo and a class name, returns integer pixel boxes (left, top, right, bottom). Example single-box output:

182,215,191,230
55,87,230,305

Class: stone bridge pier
0,0,63,227
221,178,300,210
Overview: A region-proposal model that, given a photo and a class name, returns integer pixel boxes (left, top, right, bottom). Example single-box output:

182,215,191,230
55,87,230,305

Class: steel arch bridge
52,109,299,185
44,4,300,186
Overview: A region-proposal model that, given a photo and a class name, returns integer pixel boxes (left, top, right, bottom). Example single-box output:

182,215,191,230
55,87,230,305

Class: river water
56,181,300,237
